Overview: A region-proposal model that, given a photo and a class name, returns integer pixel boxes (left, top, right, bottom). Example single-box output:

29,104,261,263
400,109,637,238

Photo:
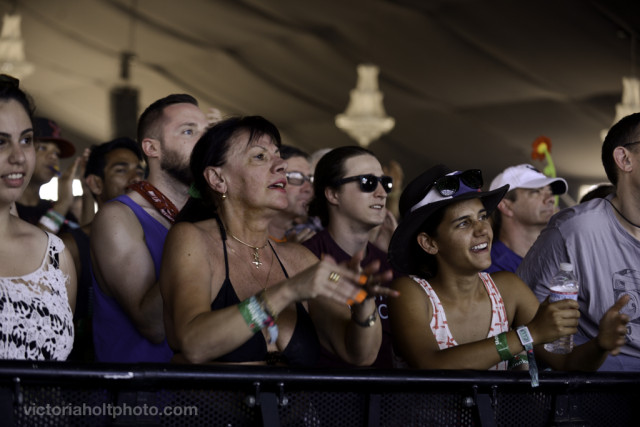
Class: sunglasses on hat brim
433,169,483,197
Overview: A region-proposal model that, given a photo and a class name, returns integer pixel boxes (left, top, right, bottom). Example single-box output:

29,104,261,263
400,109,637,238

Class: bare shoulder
391,275,421,293
167,220,217,249
389,275,430,313
270,240,318,274
92,198,141,235
1,217,51,276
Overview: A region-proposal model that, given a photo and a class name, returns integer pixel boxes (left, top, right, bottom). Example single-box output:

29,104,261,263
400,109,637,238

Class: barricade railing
0,360,638,426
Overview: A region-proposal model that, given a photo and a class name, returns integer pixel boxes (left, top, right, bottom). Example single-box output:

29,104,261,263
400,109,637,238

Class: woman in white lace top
0,75,76,360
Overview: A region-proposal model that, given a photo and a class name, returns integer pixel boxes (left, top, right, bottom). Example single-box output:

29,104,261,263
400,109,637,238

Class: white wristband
39,215,60,233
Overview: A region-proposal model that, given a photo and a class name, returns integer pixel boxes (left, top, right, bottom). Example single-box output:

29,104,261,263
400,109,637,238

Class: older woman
159,116,395,366
0,74,76,360
387,164,628,378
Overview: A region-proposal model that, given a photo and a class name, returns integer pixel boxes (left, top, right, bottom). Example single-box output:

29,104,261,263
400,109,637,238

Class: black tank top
210,216,320,366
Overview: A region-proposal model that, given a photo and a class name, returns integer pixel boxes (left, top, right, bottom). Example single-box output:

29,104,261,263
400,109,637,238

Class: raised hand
596,295,631,355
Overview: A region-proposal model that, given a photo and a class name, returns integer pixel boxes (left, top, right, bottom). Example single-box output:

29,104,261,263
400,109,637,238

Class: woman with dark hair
303,145,397,368
160,116,394,366
387,164,629,377
0,75,76,360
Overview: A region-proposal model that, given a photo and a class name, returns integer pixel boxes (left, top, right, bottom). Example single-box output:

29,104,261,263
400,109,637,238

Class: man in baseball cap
485,164,567,273
33,117,76,158
16,117,81,232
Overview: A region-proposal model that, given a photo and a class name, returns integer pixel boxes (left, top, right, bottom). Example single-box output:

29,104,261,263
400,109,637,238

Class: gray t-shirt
517,195,640,361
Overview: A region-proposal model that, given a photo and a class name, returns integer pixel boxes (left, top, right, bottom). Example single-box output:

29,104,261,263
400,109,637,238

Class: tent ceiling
4,0,640,197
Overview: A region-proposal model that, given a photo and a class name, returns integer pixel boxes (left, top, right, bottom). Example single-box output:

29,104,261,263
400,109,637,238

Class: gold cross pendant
252,248,262,268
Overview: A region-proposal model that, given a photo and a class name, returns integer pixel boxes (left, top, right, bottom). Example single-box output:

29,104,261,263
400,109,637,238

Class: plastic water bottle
544,263,579,354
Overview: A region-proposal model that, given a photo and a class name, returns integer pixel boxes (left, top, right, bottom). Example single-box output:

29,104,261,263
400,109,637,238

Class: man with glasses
268,145,320,243
518,113,640,371
485,164,567,273
303,146,397,368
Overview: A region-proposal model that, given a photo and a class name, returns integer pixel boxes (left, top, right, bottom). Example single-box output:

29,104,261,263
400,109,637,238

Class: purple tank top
92,195,173,363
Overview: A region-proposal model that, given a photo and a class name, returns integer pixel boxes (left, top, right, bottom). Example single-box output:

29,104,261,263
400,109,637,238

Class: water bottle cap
559,262,573,272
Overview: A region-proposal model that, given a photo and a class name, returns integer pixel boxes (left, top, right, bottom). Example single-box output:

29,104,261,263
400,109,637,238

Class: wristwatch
351,306,378,327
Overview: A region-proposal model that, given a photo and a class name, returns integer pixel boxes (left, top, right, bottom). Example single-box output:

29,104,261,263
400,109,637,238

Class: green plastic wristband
237,298,261,333
494,332,513,361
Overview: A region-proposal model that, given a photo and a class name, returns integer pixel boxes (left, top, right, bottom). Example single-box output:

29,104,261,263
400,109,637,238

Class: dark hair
177,116,282,223
602,112,640,185
0,74,35,121
412,206,447,278
279,145,309,160
136,94,198,159
309,145,374,227
84,137,143,179
579,183,615,204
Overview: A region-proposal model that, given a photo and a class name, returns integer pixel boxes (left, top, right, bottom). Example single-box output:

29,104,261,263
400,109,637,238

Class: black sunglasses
286,171,314,186
433,169,483,197
335,174,393,193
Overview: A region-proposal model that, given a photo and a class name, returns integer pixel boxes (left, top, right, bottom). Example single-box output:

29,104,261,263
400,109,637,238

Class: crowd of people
1,73,638,375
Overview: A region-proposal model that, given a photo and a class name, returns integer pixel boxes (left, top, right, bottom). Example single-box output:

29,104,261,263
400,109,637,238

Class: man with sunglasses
518,113,640,371
303,146,397,368
486,164,567,273
268,145,320,243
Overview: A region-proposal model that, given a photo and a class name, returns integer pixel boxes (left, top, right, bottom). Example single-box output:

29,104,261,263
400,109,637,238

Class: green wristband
238,298,261,333
494,332,512,361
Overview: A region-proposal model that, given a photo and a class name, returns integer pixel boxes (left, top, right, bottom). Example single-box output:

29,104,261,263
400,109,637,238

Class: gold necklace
230,240,275,291
228,231,269,268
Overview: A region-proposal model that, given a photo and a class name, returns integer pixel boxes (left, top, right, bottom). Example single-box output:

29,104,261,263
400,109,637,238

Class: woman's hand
344,251,398,301
527,297,580,345
596,295,630,355
288,254,397,306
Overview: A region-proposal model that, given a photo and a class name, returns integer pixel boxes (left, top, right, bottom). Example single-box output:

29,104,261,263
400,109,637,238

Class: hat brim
515,176,567,195
38,138,76,159
388,184,509,275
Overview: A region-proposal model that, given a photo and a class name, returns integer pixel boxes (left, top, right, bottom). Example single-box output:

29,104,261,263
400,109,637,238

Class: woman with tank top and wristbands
387,164,629,382
0,74,76,360
159,116,397,366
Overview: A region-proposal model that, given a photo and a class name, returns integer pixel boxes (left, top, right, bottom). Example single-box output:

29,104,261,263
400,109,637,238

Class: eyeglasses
286,171,314,186
432,169,483,197
623,141,640,148
335,174,393,193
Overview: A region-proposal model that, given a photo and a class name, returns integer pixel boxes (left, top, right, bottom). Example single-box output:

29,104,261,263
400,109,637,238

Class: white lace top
0,232,74,360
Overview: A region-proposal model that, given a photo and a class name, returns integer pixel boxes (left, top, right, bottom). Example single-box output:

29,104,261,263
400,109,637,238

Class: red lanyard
128,181,179,224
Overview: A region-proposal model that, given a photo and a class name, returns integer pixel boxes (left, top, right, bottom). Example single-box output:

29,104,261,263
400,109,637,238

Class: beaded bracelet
258,290,279,321
256,291,279,343
494,332,513,361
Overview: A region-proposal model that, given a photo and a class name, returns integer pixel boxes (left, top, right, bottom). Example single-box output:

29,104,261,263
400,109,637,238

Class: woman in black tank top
160,116,397,366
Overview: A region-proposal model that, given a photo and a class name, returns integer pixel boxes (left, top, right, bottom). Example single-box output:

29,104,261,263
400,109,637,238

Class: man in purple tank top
90,94,209,362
